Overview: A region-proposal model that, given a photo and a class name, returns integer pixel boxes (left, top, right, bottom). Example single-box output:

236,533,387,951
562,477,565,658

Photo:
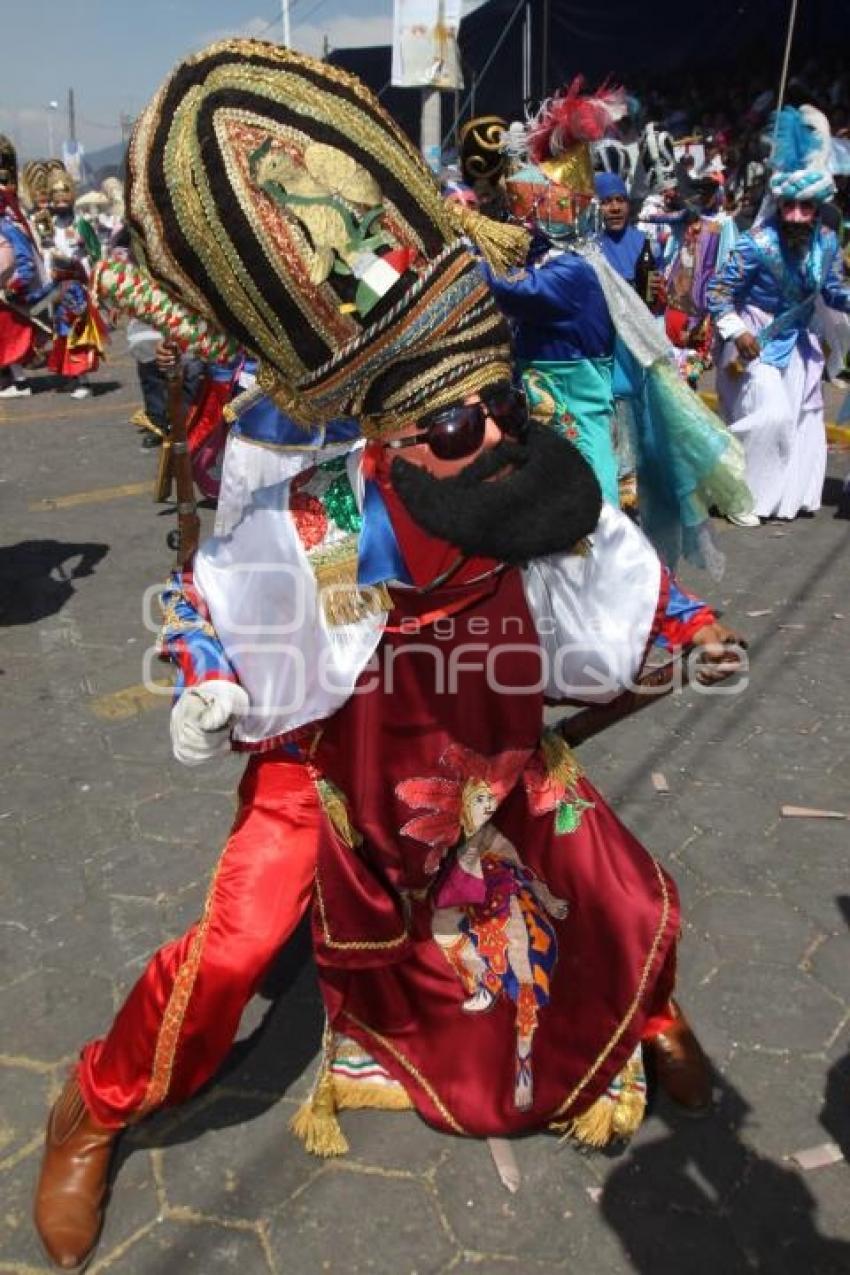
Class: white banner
62,140,85,182
391,0,463,91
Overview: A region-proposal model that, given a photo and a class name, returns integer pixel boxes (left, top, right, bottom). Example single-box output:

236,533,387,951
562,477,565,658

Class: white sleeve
522,504,662,703
716,312,748,341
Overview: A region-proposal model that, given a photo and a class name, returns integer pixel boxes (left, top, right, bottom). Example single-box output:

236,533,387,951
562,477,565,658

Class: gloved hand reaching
170,681,250,765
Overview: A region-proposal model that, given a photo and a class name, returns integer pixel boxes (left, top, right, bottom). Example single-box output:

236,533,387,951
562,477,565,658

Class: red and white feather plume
527,77,628,163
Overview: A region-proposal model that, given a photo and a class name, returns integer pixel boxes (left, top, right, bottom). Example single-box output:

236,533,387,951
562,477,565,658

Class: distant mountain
84,139,127,188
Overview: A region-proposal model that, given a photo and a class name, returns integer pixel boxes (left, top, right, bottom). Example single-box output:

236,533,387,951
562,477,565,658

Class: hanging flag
391,0,463,90
62,140,85,182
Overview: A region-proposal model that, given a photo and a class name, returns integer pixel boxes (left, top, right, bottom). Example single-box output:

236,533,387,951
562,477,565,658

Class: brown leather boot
33,1074,120,1270
645,1000,713,1116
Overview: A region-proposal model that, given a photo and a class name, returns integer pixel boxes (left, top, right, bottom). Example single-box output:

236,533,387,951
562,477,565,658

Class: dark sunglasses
387,384,529,461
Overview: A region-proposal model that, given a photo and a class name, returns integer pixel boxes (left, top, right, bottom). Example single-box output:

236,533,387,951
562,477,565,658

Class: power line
294,0,329,28
441,0,527,149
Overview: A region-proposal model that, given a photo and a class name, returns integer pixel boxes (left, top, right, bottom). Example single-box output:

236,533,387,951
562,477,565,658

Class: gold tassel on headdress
289,1022,350,1158
444,201,531,275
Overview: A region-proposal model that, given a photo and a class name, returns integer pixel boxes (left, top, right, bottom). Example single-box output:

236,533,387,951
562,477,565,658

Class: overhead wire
440,0,527,149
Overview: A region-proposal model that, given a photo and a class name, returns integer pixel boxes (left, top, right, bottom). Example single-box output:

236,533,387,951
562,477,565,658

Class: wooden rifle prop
161,351,200,565
558,651,688,749
558,637,745,747
0,290,54,337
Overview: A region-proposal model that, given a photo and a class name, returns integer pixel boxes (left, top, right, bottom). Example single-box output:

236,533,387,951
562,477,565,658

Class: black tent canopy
328,0,850,147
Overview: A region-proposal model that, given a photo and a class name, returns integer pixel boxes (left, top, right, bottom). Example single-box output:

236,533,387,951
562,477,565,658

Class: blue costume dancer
490,92,752,572
707,105,850,521
486,251,619,504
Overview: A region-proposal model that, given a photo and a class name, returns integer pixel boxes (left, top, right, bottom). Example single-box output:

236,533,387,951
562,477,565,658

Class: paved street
2,337,850,1274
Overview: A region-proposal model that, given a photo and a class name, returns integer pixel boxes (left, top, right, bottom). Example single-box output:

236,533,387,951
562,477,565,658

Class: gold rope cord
314,872,409,953
344,1013,466,1134
364,361,513,438
137,831,236,1114
551,855,671,1122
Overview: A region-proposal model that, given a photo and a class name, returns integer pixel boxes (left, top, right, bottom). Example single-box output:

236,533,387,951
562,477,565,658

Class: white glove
170,681,250,766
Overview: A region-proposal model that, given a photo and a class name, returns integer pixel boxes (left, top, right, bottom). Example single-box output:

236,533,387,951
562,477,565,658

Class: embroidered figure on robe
432,825,568,1111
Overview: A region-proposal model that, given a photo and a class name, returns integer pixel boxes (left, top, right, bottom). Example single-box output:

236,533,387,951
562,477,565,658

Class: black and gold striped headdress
127,39,519,437
0,135,17,188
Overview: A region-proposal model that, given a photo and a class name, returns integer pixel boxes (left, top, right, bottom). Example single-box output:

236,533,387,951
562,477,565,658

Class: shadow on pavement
822,474,845,508
601,1057,850,1273
121,917,323,1163
0,539,109,626
819,896,850,1165
24,374,122,398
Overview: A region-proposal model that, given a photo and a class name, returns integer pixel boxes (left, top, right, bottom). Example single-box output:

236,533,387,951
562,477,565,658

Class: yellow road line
0,401,137,426
30,480,152,510
90,677,173,720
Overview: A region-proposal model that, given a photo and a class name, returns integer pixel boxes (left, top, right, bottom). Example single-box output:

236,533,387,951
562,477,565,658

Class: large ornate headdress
20,160,50,209
629,122,677,202
0,135,17,188
768,104,835,204
459,115,508,188
126,39,519,437
503,78,627,236
46,161,76,205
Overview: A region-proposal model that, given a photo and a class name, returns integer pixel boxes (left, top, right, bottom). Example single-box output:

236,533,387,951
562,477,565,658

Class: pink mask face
780,199,817,225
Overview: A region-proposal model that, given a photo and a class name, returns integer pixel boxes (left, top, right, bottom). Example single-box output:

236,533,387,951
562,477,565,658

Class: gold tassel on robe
553,1048,647,1148
289,1023,350,1157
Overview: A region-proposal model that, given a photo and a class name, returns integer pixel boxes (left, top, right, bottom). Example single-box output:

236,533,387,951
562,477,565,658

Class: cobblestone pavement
2,342,850,1274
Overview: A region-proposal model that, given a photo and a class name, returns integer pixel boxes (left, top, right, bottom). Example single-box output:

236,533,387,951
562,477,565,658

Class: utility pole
540,0,550,100
46,100,59,157
521,3,532,107
322,34,330,60
67,87,76,143
281,0,291,48
420,88,441,174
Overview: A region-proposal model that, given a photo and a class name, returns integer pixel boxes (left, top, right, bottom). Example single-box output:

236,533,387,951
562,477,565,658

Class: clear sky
0,0,480,162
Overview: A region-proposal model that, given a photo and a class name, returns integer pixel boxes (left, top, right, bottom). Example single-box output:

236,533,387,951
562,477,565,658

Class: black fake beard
780,222,815,252
389,419,603,566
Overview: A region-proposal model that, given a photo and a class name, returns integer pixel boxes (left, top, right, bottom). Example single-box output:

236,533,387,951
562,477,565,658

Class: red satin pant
78,756,320,1128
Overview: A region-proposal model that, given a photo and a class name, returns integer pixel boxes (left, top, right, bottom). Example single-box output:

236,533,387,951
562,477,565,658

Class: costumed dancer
459,115,510,219
492,79,629,506
663,174,737,366
489,82,752,571
20,161,57,259
34,42,747,1271
594,170,663,506
46,257,107,398
45,165,100,276
0,142,53,398
707,105,850,524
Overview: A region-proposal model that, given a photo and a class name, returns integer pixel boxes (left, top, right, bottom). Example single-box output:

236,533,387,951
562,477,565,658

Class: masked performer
0,145,53,397
707,105,850,524
20,161,56,256
34,43,745,1271
46,256,107,397
488,83,752,570
664,175,737,359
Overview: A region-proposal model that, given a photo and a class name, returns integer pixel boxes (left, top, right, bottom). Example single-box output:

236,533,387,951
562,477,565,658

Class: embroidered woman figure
432,821,568,1110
